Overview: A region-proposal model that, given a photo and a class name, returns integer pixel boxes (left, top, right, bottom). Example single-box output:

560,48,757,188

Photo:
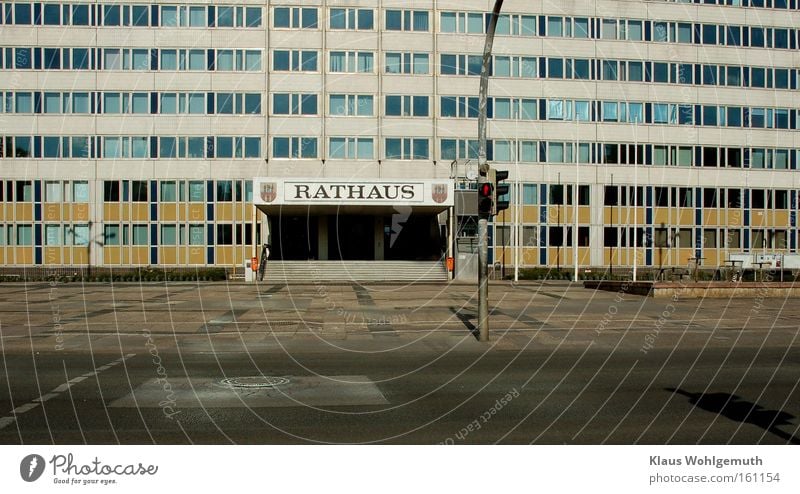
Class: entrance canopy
253,178,454,215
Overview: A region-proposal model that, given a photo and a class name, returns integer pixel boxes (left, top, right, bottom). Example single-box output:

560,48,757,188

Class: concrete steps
263,260,449,283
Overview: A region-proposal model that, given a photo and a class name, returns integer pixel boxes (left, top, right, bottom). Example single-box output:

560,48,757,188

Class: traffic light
478,179,494,217
492,169,510,215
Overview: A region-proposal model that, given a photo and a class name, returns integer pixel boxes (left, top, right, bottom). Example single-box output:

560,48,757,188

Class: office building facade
1,0,799,273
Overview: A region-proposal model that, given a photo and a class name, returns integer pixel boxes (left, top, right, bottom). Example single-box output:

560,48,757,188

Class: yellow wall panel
14,248,33,264
521,248,539,265
15,204,33,221
216,204,233,221
131,204,149,222
160,248,178,265
188,248,205,265
71,247,88,264
72,203,90,222
187,204,205,222
43,247,62,265
773,211,789,227
578,207,591,224
704,250,719,267
548,247,570,267
751,211,766,227
160,204,177,222
678,209,694,226
676,249,694,266
44,204,61,221
703,210,718,226
216,247,234,266
234,248,245,265
0,248,4,265
103,204,120,222
104,247,121,265
725,210,743,226
653,208,670,225
130,247,148,265
578,247,591,266
522,206,539,223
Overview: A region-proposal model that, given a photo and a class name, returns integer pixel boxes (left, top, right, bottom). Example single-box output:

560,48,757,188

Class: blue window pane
216,137,233,158
386,139,402,159
15,4,32,24
103,5,120,26
16,48,32,69
301,8,317,28
273,94,290,114
273,8,290,28
273,50,289,70
72,5,89,25
386,10,401,30
441,54,457,75
273,137,290,158
246,8,262,27
244,138,260,158
43,4,60,25
358,10,373,30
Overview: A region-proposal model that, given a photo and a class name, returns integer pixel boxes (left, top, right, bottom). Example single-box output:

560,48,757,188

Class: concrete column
318,216,328,261
374,216,384,260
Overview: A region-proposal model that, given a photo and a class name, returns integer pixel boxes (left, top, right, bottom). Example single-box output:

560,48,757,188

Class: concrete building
1,0,799,279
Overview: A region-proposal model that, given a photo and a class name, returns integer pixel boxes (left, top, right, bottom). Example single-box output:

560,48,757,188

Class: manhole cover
220,376,290,389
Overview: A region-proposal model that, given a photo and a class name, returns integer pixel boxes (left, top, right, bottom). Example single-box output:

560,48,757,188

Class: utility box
244,258,256,282
455,237,479,281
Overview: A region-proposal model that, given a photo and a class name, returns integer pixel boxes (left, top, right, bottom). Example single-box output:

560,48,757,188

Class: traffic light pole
477,0,503,342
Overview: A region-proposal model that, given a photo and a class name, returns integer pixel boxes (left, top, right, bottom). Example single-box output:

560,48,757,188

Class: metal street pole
478,0,503,343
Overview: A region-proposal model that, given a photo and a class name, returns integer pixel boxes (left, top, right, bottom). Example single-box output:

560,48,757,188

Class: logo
20,454,45,482
432,183,449,204
260,182,277,203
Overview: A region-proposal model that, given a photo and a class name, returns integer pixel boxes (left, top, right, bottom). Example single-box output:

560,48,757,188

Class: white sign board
254,179,454,207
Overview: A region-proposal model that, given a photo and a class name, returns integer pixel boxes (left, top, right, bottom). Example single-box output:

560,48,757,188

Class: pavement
0,280,798,444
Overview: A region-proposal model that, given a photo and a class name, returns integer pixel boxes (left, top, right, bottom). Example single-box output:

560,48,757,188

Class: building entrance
269,214,444,261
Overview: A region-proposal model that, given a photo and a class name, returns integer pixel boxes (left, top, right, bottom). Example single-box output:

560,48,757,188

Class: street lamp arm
478,0,504,172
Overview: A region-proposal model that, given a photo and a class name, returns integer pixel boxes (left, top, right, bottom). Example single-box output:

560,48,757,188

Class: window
73,181,90,202
330,51,374,73
329,137,374,160
160,182,177,202
273,7,317,29
386,10,429,31
16,225,33,246
385,138,429,160
272,93,318,116
272,137,318,159
330,8,373,30
385,95,429,117
103,225,120,246
385,53,429,75
329,94,373,116
273,50,318,72
188,181,205,202
160,225,177,245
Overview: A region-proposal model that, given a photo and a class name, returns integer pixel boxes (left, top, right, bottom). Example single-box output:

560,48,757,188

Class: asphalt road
0,281,798,444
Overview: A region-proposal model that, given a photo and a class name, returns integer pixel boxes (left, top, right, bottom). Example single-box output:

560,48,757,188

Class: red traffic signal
478,181,493,216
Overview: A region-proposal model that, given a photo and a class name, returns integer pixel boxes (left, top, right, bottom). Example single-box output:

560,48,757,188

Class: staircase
263,261,449,283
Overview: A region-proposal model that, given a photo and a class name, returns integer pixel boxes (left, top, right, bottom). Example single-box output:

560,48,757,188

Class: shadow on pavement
449,307,479,340
666,388,800,444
